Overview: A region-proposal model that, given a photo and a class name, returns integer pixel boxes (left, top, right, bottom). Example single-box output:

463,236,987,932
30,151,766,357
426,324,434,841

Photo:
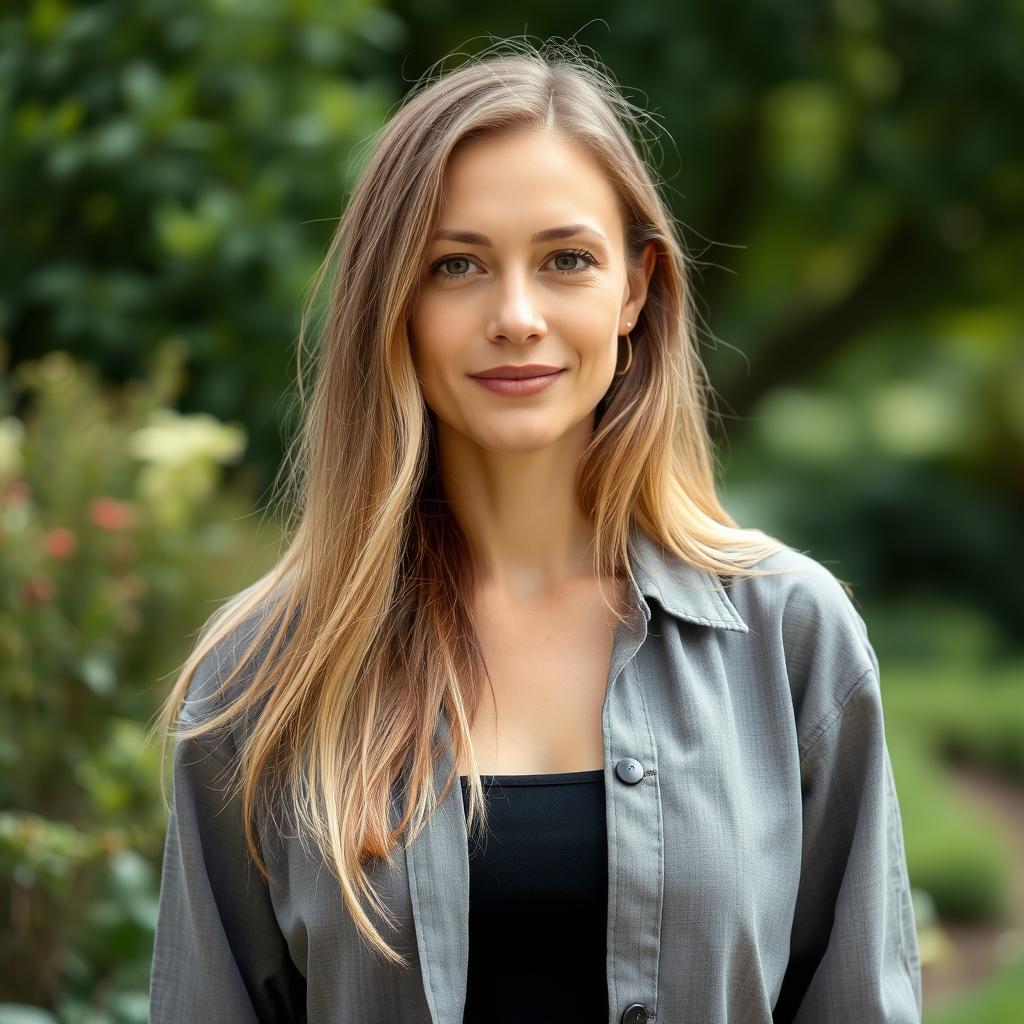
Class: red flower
45,526,77,559
89,497,139,531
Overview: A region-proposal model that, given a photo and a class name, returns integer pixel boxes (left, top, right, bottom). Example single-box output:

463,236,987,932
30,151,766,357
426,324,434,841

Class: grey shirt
149,525,922,1023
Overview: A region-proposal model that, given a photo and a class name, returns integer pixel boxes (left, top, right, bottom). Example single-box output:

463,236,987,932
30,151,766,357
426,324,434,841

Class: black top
457,769,608,1023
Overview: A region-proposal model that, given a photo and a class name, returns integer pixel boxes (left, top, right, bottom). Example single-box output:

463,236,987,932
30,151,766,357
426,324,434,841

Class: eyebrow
431,223,608,246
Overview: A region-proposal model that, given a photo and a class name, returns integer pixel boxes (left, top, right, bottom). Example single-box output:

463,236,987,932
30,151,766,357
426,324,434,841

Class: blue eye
429,248,599,281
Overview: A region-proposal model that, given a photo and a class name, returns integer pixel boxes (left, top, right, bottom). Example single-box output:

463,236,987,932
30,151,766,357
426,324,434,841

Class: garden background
1,1,1023,1021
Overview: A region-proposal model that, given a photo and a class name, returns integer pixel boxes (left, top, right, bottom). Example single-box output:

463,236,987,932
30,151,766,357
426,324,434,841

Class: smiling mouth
469,369,566,396
485,371,561,380
470,371,565,381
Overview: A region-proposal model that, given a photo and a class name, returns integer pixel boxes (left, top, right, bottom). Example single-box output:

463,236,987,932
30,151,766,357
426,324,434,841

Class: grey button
621,1003,651,1024
614,757,645,784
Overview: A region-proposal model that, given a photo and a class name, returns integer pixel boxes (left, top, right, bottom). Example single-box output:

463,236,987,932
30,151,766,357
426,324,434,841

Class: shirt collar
628,521,750,633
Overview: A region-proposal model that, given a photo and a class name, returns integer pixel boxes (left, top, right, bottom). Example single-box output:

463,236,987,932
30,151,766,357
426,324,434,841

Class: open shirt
149,523,923,1023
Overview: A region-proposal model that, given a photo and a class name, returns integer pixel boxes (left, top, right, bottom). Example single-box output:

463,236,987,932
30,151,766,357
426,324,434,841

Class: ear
622,242,657,329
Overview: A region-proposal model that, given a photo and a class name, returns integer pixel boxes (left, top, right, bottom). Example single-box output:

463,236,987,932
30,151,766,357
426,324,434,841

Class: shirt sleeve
148,725,306,1022
773,665,923,1023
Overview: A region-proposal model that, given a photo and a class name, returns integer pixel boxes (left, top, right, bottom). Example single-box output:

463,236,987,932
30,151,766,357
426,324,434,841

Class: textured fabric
457,769,608,1022
149,522,923,1023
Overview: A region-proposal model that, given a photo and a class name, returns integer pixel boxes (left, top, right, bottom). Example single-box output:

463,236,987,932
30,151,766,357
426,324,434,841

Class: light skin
410,126,656,610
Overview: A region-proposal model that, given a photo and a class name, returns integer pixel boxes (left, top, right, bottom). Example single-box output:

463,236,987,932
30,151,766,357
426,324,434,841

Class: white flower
128,409,247,526
128,409,247,466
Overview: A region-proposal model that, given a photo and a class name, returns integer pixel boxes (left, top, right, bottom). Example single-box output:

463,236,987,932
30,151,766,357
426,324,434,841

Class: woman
149,40,922,1024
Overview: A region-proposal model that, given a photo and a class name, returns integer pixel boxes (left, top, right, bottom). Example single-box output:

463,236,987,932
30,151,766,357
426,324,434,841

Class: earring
615,320,633,377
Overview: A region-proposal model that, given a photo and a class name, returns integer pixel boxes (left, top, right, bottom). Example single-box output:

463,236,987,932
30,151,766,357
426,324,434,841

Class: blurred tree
0,0,408,475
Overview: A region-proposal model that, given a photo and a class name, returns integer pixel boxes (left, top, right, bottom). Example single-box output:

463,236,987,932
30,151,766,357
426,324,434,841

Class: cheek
409,300,465,417
567,312,617,381
573,309,610,358
409,298,451,376
559,296,615,353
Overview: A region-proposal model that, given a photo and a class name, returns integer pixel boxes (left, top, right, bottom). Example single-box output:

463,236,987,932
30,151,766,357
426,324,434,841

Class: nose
485,268,546,345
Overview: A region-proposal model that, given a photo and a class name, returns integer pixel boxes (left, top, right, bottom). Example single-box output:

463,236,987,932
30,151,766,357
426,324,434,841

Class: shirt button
614,757,645,785
621,1004,651,1024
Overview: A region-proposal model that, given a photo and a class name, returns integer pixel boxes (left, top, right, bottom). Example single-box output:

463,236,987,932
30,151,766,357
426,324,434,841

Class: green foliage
0,338,274,1012
889,727,1013,924
0,0,404,476
880,663,1024,925
885,663,1024,783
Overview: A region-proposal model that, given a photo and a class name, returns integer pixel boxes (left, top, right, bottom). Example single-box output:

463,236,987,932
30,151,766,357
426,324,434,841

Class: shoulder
731,545,869,650
721,545,879,735
182,609,264,722
179,588,297,754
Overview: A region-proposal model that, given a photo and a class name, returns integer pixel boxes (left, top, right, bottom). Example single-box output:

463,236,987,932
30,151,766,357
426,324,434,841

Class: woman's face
410,127,654,454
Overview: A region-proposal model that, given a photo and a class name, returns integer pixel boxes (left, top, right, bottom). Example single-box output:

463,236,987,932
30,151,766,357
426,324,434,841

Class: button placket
605,619,663,1024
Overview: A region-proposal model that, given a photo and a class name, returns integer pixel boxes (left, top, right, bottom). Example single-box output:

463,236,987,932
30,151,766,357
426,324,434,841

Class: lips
470,364,564,380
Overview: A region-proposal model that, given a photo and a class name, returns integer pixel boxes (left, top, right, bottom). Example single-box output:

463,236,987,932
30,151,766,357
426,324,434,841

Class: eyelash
428,247,600,281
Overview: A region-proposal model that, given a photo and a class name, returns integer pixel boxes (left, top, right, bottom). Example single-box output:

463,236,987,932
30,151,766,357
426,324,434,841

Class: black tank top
457,769,608,1022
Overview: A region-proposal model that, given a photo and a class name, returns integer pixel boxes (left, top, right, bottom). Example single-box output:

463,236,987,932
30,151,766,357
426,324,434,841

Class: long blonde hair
151,37,796,968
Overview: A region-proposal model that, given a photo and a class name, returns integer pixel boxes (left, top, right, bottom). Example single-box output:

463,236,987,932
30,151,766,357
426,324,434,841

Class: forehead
436,128,624,244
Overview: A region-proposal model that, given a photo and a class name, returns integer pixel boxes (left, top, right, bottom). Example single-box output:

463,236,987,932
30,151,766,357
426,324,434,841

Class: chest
457,577,631,776
270,613,806,1024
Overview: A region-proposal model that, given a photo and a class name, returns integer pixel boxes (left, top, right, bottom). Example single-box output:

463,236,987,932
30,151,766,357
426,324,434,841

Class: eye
429,254,479,280
548,248,599,274
428,248,600,281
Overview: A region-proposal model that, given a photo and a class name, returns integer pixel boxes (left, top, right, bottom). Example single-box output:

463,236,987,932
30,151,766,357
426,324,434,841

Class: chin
474,426,564,453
